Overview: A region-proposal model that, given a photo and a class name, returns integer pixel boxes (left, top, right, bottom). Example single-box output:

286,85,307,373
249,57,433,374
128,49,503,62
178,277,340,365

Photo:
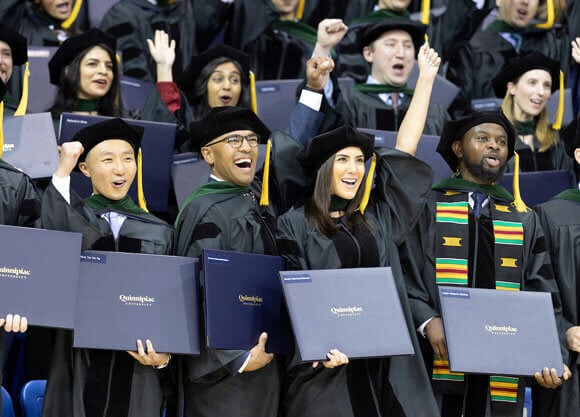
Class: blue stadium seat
19,380,47,417
499,170,576,207
523,386,532,417
1,385,15,417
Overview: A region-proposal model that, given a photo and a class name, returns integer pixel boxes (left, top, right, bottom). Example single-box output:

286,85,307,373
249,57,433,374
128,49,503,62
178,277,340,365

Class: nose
238,136,252,151
222,78,231,90
394,43,405,57
346,159,357,173
97,62,108,74
112,158,126,174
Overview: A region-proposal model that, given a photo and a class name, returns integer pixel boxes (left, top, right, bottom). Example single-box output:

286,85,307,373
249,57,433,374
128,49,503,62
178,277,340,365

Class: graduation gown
100,0,231,82
276,148,439,417
41,183,174,417
336,87,447,136
504,135,574,173
404,181,566,417
533,190,580,417
174,129,316,417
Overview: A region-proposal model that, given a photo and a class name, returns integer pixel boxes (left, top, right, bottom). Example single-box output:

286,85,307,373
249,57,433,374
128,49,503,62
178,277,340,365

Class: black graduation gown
276,147,439,417
504,135,574,173
336,87,447,136
533,192,580,417
174,130,313,417
40,183,175,417
100,0,231,82
404,186,567,417
0,159,41,412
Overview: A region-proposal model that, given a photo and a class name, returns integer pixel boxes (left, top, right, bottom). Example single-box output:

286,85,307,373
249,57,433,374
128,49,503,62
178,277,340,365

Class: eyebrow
336,153,364,158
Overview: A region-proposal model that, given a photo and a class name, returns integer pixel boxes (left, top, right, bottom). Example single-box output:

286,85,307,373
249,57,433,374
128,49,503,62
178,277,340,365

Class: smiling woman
48,28,123,126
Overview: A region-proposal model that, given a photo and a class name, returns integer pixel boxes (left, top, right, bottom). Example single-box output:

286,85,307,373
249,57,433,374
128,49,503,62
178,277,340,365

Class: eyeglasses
206,134,260,149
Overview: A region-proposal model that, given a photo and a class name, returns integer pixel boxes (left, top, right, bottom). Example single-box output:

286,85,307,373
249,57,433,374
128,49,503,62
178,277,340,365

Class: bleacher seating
19,380,47,417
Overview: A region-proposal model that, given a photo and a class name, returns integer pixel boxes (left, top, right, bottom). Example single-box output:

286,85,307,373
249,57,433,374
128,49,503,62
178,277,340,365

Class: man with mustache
403,108,571,417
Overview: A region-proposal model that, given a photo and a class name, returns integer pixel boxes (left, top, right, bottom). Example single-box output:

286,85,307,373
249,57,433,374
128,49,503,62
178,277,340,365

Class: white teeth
342,179,356,185
236,158,251,164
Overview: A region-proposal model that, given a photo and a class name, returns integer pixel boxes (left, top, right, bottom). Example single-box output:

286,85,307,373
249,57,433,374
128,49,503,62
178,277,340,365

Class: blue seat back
20,380,47,417
1,385,15,417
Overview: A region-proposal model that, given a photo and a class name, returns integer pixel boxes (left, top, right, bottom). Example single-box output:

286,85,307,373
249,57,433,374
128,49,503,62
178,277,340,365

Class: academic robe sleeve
0,163,41,227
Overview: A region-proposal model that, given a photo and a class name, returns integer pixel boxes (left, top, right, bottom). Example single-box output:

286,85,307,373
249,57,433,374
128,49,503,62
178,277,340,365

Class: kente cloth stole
433,190,524,406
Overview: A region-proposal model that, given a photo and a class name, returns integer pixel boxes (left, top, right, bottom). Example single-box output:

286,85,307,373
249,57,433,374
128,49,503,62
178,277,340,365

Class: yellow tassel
137,148,149,212
512,152,529,213
250,71,258,115
14,62,30,116
552,70,564,130
424,34,429,43
534,0,554,29
420,0,430,25
296,0,305,21
259,140,272,206
359,153,377,214
60,0,83,30
0,101,4,159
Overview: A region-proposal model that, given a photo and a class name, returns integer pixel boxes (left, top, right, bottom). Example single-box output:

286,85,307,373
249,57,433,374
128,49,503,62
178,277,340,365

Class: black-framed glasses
206,134,260,149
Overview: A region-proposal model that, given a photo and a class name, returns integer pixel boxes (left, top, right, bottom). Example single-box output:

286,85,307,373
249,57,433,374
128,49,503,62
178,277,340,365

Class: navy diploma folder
439,286,564,376
0,225,82,329
58,113,176,212
202,249,291,354
73,251,200,355
279,267,415,362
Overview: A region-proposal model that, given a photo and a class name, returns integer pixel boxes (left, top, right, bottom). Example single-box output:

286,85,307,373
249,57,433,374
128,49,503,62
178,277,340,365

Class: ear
507,81,516,96
362,46,374,64
451,140,463,160
574,148,580,165
78,162,91,178
200,146,214,166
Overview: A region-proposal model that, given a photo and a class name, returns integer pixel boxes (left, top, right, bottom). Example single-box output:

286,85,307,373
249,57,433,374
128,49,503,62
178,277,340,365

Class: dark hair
190,56,249,119
49,43,123,119
304,153,366,236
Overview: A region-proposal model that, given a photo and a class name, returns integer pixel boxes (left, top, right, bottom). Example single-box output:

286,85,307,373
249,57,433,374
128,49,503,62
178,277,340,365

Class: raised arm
395,42,440,156
147,30,176,83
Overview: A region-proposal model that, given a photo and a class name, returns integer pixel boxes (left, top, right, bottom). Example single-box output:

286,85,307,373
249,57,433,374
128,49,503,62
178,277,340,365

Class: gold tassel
14,62,30,116
259,140,272,206
534,0,554,28
359,153,377,214
0,101,4,159
296,0,305,21
61,0,83,30
137,148,149,212
250,71,258,115
420,0,430,25
512,152,529,213
552,70,564,130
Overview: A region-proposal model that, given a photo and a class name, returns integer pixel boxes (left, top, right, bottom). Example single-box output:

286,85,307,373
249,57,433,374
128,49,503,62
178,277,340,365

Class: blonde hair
501,89,558,152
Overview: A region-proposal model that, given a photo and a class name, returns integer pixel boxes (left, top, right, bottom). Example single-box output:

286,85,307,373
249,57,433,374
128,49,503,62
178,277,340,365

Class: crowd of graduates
0,0,580,416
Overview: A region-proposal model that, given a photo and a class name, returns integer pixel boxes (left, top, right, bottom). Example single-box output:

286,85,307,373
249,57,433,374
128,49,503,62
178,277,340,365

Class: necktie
106,212,123,240
390,92,400,114
473,191,486,218
509,33,522,52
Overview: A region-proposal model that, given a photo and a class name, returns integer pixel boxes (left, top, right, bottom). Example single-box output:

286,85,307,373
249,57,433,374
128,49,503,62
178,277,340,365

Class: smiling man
332,18,447,135
0,24,28,116
402,108,571,417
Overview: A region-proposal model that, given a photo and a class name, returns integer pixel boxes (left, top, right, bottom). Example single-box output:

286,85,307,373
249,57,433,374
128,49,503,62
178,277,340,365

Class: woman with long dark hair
48,28,122,123
276,42,441,417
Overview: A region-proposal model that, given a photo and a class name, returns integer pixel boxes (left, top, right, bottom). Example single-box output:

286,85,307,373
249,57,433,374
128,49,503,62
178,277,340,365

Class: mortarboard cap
437,108,516,171
0,24,27,66
179,44,250,94
491,51,560,98
297,125,375,176
49,28,116,85
357,18,426,54
560,117,580,159
73,118,144,165
189,106,270,149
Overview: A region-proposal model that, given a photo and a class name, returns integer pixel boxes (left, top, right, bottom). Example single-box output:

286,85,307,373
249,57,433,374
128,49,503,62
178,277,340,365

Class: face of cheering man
363,29,415,87
331,146,366,200
0,40,13,84
496,0,539,29
452,123,509,185
78,139,137,201
272,0,299,20
201,130,260,186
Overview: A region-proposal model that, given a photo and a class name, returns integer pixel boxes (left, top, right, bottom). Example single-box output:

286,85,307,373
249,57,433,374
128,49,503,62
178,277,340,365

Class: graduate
492,51,574,173
0,24,30,116
276,41,441,417
446,0,580,117
404,108,571,417
533,117,580,417
41,118,174,417
326,18,447,135
48,28,123,125
100,0,232,82
0,78,41,412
